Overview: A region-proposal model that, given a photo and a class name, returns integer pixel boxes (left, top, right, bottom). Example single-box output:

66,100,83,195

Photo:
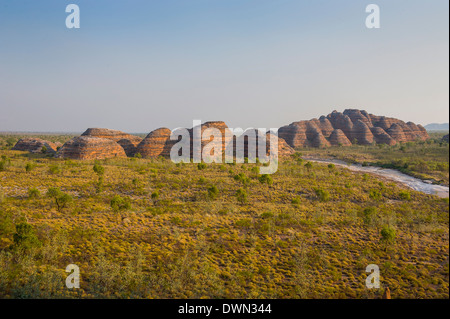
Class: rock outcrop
135,128,174,158
81,128,142,157
328,129,352,146
45,109,431,159
134,122,294,161
267,132,295,157
56,137,127,160
351,120,374,145
370,127,396,146
12,138,58,154
278,121,330,148
279,109,429,148
189,121,234,161
233,129,294,160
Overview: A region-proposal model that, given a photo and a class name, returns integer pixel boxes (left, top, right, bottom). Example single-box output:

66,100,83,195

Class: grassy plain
0,134,448,299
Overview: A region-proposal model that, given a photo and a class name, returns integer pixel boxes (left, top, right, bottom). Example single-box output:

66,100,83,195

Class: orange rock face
135,128,174,158
278,121,330,148
81,128,142,156
279,109,429,148
135,122,293,161
233,129,294,160
328,129,352,146
370,127,396,146
55,137,127,160
189,121,234,161
12,138,58,154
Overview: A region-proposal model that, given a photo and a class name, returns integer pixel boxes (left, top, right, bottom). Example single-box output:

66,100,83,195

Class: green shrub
197,163,207,170
236,188,248,204
207,185,219,200
314,188,330,202
362,207,377,226
260,212,274,219
399,190,411,201
25,162,36,172
235,218,252,228
258,174,273,185
13,222,42,250
110,195,131,212
0,156,10,171
291,196,301,205
93,163,105,176
381,225,396,244
151,191,160,201
369,189,382,201
234,173,250,186
28,188,40,199
5,138,17,148
48,164,62,175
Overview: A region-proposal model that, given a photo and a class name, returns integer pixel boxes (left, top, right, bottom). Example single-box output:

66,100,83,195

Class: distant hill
424,123,449,131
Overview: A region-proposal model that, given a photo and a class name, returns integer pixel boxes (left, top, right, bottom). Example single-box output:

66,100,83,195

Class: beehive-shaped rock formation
233,129,294,160
189,121,234,161
370,127,396,146
12,138,58,154
278,121,330,148
279,109,429,148
328,129,352,146
135,128,174,158
351,120,374,145
55,136,127,160
81,128,142,157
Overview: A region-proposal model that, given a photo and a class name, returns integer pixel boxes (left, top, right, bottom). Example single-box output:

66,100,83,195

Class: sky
0,0,448,133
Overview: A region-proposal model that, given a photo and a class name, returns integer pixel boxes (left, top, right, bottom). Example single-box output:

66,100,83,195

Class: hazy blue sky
0,0,448,132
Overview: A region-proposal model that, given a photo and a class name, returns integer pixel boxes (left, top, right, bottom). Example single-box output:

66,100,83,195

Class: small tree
304,162,313,171
380,225,396,251
93,163,105,193
25,162,36,172
151,191,159,201
46,187,73,212
93,163,105,176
